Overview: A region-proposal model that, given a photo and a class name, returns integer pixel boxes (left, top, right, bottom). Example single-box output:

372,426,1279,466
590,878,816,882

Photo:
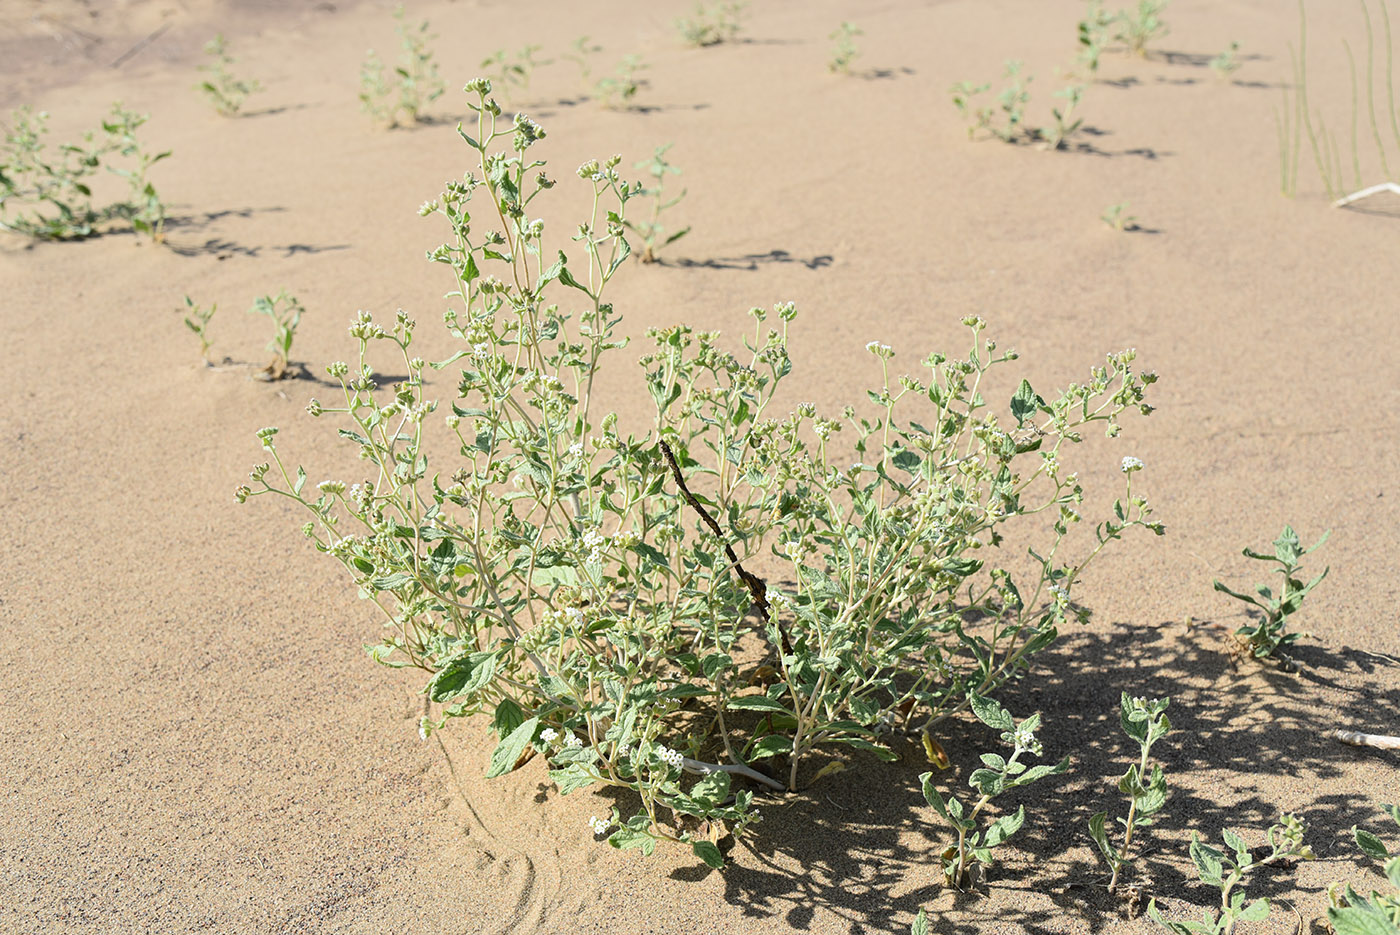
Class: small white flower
471,342,491,360
568,442,583,459
1048,584,1069,604
1121,455,1144,473
564,734,583,749
588,815,611,835
655,744,684,768
541,728,559,744
1013,727,1043,757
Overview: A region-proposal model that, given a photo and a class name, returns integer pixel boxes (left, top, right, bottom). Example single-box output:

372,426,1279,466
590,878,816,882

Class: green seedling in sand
1077,2,1116,74
1213,525,1328,667
359,5,444,128
480,45,551,103
1102,201,1137,230
1115,1,1170,57
950,80,993,138
183,296,218,362
248,290,303,380
624,143,690,263
1328,804,1400,934
1210,42,1242,80
0,103,169,241
911,908,931,934
196,34,261,116
951,62,1037,144
241,77,1162,867
595,54,647,109
1149,815,1313,935
920,695,1068,889
828,23,863,75
676,2,746,47
564,35,604,86
1039,83,1085,149
1089,693,1171,891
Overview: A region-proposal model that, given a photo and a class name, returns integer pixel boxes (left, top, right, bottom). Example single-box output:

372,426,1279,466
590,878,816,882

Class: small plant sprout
1039,83,1085,149
358,5,444,128
676,2,746,47
196,34,261,116
624,143,690,263
911,908,931,935
1102,202,1137,231
1210,42,1241,80
564,35,603,85
919,695,1069,889
248,290,304,380
950,80,993,138
0,103,169,241
828,23,863,75
595,54,647,109
1089,693,1171,891
1148,814,1314,935
1077,2,1115,74
1212,525,1329,667
1328,804,1400,934
183,296,218,362
1115,1,1170,58
480,45,552,103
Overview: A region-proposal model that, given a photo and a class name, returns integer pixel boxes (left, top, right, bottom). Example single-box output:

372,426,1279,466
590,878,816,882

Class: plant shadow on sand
667,248,834,271
556,620,1399,934
161,206,351,259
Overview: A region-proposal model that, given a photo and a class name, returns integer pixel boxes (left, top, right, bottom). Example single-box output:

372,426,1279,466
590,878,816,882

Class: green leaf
485,716,539,777
691,839,725,868
1089,811,1118,863
492,698,524,739
727,695,793,714
689,771,731,807
1329,887,1400,935
1236,898,1270,922
1355,827,1391,862
1010,378,1044,427
549,763,596,795
911,907,930,935
984,805,1025,847
748,735,793,760
1189,834,1224,887
968,692,1014,731
427,651,497,702
919,771,950,820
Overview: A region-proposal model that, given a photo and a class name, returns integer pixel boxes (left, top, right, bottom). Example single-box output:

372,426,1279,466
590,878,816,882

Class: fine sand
3,1,1399,933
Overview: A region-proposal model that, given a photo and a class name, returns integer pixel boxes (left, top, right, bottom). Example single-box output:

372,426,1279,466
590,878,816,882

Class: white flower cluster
1048,584,1069,604
540,728,559,744
588,815,611,836
1012,726,1044,757
654,744,684,769
581,528,606,565
864,340,894,359
1121,455,1144,473
564,733,583,749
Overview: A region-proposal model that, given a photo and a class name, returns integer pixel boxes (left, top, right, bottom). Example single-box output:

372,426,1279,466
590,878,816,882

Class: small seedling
1102,202,1137,230
480,45,551,103
0,103,169,241
1115,1,1170,58
1039,83,1085,149
1328,804,1400,934
1210,41,1241,80
1148,814,1313,935
196,34,261,116
564,35,603,85
919,694,1069,889
911,908,931,935
1077,2,1116,74
1212,525,1328,667
828,23,862,74
625,143,690,263
248,290,304,380
596,55,647,109
359,5,444,128
1090,694,1171,891
994,62,1033,142
950,80,993,138
676,2,746,47
183,296,218,362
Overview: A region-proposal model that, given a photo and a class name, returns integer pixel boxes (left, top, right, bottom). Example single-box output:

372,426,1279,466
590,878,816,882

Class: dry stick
657,439,793,657
1333,179,1400,204
1334,728,1400,750
111,21,171,68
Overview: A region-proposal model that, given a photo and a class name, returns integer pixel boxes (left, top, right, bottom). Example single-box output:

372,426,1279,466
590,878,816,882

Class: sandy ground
3,0,1399,932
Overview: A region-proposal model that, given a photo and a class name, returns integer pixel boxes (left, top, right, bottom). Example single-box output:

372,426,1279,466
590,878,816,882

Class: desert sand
2,0,1399,932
